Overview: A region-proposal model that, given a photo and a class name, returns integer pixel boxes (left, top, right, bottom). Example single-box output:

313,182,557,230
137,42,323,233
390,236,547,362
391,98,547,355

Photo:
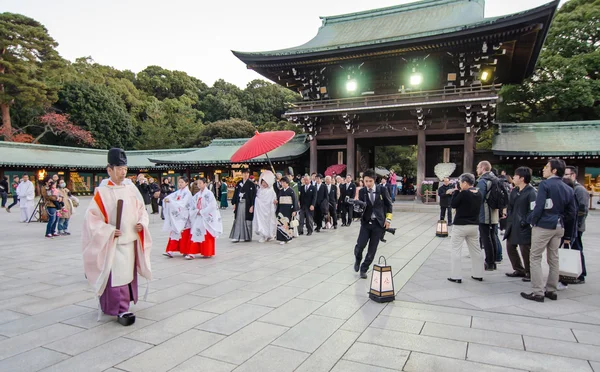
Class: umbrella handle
265,152,276,174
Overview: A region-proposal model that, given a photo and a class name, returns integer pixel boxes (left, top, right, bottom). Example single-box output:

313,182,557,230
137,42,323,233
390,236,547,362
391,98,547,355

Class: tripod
28,196,45,223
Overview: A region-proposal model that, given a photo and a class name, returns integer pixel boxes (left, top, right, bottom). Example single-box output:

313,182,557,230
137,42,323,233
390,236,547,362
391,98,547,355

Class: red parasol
230,130,296,172
324,164,346,176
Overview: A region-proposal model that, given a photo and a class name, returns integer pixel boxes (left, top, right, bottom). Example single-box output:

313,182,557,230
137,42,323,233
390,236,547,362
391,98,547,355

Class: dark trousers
506,242,530,275
494,225,503,261
299,207,314,234
346,204,354,226
440,206,452,224
314,207,325,231
329,204,338,227
151,198,159,214
572,232,587,279
479,224,497,267
0,192,6,207
7,195,18,210
355,220,385,273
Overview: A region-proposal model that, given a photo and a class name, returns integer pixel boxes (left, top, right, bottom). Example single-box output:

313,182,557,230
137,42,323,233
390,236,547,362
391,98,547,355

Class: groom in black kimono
229,168,257,242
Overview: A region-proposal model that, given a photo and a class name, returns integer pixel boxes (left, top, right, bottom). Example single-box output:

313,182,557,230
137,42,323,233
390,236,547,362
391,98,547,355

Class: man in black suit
337,176,347,225
345,175,356,227
325,176,338,229
354,169,393,278
314,174,328,232
298,174,317,235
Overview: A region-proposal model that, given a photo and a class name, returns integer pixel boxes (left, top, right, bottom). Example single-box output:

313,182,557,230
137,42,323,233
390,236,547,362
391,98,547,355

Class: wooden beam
425,140,464,146
464,131,475,174
347,133,355,178
316,145,346,150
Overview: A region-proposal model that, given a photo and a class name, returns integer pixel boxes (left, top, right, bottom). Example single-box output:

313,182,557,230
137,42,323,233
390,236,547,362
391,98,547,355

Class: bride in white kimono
253,171,277,243
189,178,223,257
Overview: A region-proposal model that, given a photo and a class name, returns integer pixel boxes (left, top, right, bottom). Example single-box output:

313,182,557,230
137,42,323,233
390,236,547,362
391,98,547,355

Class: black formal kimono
276,187,298,242
229,179,257,241
354,185,393,274
338,183,347,224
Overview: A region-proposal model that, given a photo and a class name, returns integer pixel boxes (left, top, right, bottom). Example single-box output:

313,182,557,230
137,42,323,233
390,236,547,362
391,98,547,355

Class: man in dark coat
344,175,356,227
337,176,347,225
354,169,393,278
437,177,454,224
504,167,537,281
325,175,338,229
314,174,328,232
229,168,257,242
298,174,317,235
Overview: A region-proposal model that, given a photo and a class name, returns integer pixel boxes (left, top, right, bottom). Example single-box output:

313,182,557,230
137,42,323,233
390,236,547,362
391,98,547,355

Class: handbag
559,243,582,279
290,217,299,228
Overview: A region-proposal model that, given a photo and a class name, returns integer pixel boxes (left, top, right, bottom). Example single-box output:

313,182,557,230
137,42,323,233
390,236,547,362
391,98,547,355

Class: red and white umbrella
324,164,346,176
230,130,296,172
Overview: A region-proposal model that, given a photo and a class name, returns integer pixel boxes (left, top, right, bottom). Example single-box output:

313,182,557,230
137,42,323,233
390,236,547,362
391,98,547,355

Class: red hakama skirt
188,232,215,257
166,228,191,253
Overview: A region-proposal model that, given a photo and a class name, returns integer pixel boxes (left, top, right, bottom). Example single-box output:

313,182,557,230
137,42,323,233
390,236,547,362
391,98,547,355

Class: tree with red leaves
7,112,95,145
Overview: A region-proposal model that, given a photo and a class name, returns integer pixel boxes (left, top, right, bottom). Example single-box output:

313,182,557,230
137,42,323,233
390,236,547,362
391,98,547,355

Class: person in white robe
253,171,278,242
16,174,35,223
82,148,152,326
162,176,193,257
188,178,223,258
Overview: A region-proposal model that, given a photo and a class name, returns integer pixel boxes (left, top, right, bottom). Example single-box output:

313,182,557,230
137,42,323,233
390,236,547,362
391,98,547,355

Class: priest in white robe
253,171,277,242
16,174,35,223
82,148,152,326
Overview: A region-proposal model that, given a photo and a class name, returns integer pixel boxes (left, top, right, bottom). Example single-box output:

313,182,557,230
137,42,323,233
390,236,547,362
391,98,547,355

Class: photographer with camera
351,169,393,279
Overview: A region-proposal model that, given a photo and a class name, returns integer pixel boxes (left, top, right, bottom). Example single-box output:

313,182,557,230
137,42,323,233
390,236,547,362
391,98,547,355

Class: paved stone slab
421,322,524,349
380,305,472,327
331,360,397,372
273,315,344,353
340,301,387,333
0,347,69,372
467,342,593,372
193,289,261,314
471,316,577,341
259,298,323,327
404,352,524,372
125,309,215,345
248,285,306,307
296,282,349,302
524,335,600,362
358,327,467,359
116,329,223,372
0,323,82,361
40,337,152,372
234,345,309,372
313,294,369,320
196,303,272,335
369,315,424,334
296,330,360,372
170,356,236,372
200,321,289,365
343,342,410,370
135,295,211,321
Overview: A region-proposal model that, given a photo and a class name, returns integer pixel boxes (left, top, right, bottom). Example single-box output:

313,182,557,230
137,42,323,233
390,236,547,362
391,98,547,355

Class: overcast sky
5,0,567,88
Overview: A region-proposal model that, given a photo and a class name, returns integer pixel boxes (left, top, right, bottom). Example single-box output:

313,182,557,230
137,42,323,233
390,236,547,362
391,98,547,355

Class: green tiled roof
0,142,194,169
232,0,558,59
149,135,309,165
492,121,600,156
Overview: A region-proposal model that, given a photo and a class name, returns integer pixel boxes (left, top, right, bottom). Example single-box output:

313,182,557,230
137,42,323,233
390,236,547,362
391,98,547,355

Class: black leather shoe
506,271,526,278
544,291,558,301
380,238,387,243
333,226,337,229
307,232,312,236
298,231,304,235
360,271,368,279
471,276,483,282
447,278,462,284
354,260,360,272
522,275,531,282
521,292,544,302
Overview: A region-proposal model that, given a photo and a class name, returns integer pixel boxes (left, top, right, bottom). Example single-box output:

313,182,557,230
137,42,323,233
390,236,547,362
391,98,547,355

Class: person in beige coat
57,180,78,235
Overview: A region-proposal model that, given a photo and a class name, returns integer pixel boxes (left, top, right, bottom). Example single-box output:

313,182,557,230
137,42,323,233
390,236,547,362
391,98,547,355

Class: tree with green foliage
498,0,600,123
257,120,303,134
55,81,134,149
193,118,256,147
374,145,417,176
0,13,64,140
197,79,248,123
242,79,299,126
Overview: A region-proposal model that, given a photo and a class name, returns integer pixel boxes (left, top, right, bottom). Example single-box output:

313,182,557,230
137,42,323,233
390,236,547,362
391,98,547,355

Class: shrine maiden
82,148,152,326
162,176,193,258
189,178,223,257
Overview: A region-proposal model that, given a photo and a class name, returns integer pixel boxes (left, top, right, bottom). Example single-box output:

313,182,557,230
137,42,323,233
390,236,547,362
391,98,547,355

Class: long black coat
505,184,537,245
315,183,329,213
357,185,393,228
437,184,454,207
299,183,317,209
231,179,256,221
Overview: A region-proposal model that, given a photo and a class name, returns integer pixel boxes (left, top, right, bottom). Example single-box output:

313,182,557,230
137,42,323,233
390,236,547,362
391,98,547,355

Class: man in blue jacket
521,159,576,302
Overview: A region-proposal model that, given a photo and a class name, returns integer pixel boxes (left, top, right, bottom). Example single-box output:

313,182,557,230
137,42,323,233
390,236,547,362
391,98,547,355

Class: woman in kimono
253,171,278,243
162,176,192,258
276,177,298,245
189,178,223,258
219,181,228,209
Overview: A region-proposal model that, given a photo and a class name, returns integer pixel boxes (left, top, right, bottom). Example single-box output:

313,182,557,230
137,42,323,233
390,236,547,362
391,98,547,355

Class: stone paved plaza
1,198,600,372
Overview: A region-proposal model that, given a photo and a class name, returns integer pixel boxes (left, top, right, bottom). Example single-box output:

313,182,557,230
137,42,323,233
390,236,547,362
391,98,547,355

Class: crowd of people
448,160,587,303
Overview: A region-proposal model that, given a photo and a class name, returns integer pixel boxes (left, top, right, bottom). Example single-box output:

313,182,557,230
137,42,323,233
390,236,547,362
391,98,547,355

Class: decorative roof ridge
499,120,600,128
209,134,307,147
320,0,483,25
0,141,197,155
